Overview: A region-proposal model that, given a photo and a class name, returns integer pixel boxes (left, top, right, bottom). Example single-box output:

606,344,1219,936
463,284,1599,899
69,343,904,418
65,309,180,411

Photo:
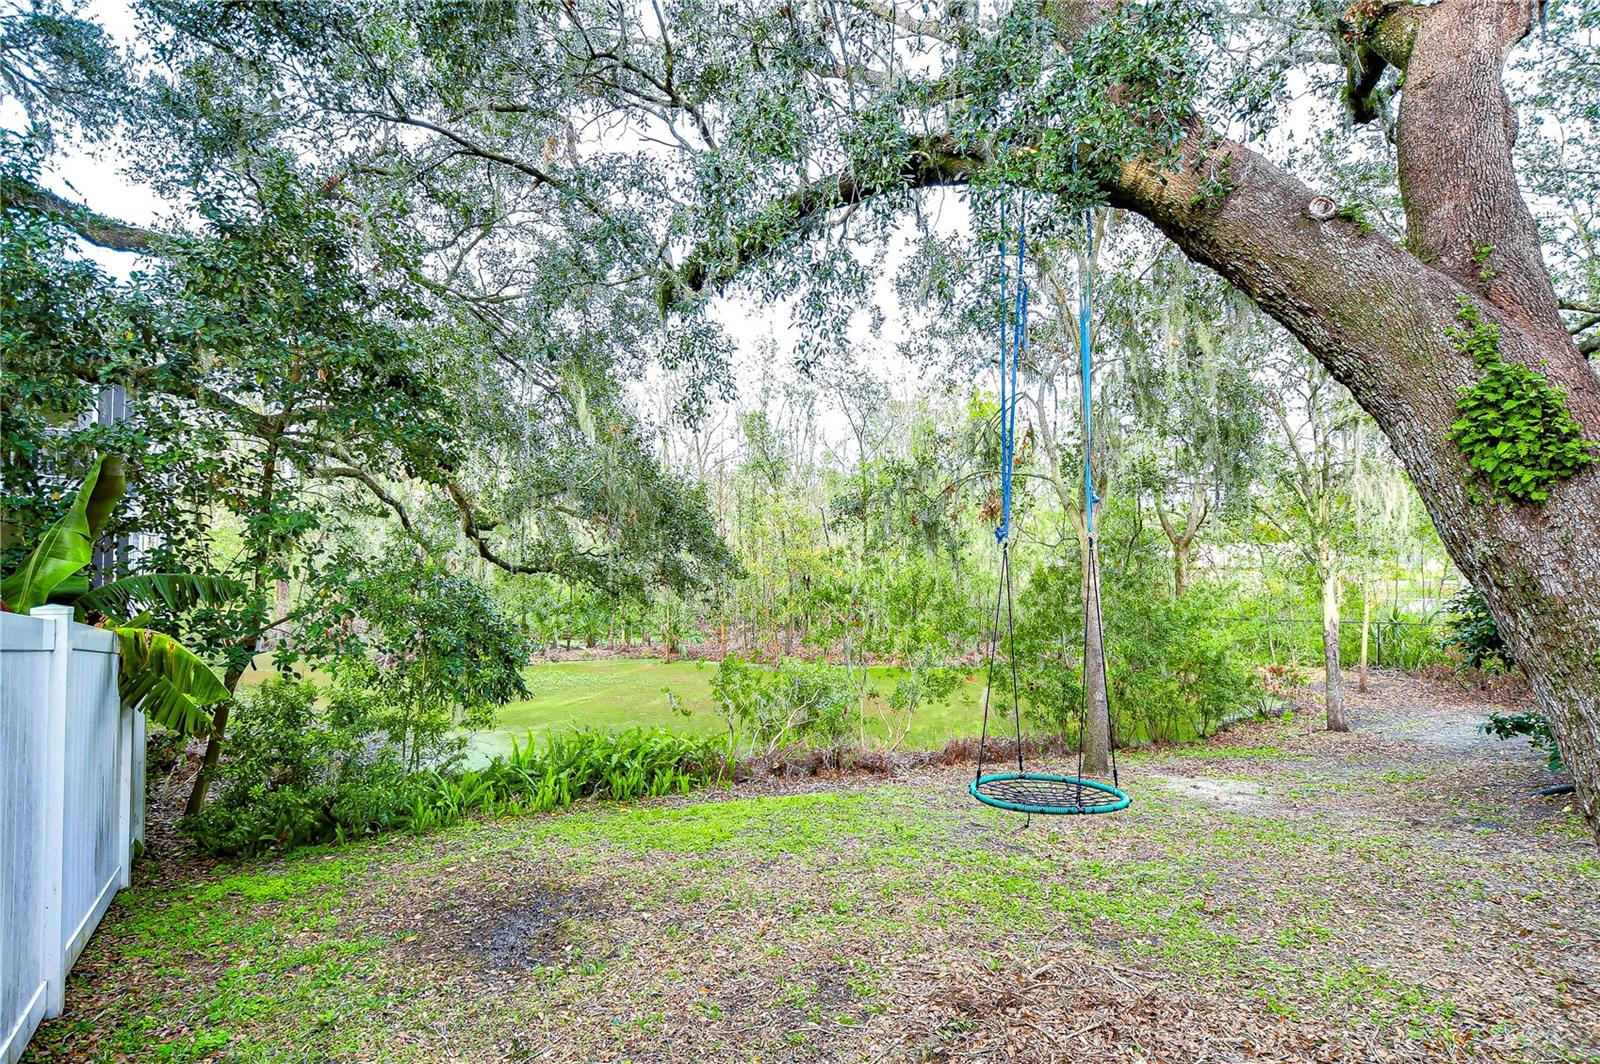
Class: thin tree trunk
185,434,283,816
1081,532,1111,774
1322,564,1348,732
1359,581,1371,693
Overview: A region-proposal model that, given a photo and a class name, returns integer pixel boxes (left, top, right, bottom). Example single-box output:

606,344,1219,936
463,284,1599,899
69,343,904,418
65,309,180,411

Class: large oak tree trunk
677,0,1599,823
1082,0,1600,836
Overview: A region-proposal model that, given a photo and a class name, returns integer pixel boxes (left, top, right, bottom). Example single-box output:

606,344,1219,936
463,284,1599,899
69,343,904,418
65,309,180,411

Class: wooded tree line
0,0,1594,836
639,230,1456,710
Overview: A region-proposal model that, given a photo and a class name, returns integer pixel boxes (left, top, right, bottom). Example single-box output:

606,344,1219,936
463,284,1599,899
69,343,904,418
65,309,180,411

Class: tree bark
1093,1,1597,833
1035,382,1112,775
1359,580,1372,694
185,434,283,816
1081,530,1111,774
1154,483,1207,598
671,0,1598,827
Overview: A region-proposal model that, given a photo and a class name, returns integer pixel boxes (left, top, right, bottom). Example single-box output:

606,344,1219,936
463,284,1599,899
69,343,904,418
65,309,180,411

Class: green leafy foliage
324,555,532,769
1013,529,1263,746
0,454,231,735
1440,587,1513,671
1480,708,1564,773
1447,302,1595,503
113,626,231,735
74,572,245,623
710,655,861,751
183,678,730,857
181,679,412,855
0,453,122,609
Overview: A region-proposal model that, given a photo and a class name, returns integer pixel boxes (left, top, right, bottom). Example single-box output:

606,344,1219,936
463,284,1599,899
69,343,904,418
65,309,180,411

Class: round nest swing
970,772,1131,816
967,200,1130,821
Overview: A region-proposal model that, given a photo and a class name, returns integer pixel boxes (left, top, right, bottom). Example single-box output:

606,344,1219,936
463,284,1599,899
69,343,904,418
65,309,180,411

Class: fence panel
0,608,141,1064
0,613,54,1064
61,625,125,969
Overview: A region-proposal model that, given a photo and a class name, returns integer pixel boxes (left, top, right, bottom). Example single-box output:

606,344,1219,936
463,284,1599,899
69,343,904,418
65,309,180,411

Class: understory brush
182,678,731,856
1480,708,1563,773
1014,560,1263,745
708,654,860,754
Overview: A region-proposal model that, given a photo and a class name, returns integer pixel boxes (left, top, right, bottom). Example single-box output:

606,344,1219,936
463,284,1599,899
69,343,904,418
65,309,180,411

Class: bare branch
314,465,420,534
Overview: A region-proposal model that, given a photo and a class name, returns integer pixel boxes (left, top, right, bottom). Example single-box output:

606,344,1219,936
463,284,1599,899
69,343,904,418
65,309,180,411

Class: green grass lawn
472,659,992,759
247,657,998,761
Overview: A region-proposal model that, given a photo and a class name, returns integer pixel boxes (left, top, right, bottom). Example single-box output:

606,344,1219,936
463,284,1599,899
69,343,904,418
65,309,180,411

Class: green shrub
1013,559,1262,746
1440,588,1513,670
709,655,860,750
328,558,532,770
395,728,731,833
1365,604,1452,671
181,679,424,856
183,680,730,857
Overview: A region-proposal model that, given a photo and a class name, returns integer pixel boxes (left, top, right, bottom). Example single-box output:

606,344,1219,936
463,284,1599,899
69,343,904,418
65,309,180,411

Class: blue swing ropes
969,198,1130,818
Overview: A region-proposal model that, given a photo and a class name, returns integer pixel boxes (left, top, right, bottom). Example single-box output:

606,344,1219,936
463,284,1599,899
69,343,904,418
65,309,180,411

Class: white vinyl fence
1,606,144,1064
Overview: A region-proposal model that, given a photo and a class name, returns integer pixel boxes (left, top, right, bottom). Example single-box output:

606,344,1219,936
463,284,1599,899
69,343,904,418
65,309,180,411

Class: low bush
181,679,423,855
396,727,732,834
1440,588,1513,671
182,678,731,856
1013,561,1263,746
708,654,860,751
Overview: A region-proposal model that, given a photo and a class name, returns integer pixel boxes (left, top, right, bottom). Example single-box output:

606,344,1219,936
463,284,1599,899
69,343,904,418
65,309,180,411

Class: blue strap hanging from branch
996,192,1027,544
1080,210,1097,537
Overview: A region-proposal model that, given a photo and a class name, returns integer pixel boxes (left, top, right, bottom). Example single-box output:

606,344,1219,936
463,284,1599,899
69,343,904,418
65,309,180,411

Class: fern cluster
1447,301,1596,503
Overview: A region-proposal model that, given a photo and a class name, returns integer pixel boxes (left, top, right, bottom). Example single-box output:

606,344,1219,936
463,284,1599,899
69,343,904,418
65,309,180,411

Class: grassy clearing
33,709,1598,1062
246,657,993,760
471,659,992,758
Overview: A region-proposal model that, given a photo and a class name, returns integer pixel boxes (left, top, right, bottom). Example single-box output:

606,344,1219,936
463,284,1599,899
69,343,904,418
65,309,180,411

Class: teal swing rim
969,773,1131,816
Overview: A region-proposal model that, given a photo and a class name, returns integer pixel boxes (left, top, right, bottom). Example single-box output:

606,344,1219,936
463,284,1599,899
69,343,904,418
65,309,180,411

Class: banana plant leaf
113,626,231,736
0,456,125,612
76,573,246,625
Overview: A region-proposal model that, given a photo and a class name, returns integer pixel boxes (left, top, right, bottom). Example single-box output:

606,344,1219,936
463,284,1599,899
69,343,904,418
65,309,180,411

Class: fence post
116,699,133,890
30,605,72,1018
131,711,146,861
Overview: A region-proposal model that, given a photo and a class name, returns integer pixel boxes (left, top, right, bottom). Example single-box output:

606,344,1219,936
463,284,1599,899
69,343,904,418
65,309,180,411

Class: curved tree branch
314,465,420,534
0,175,165,252
664,134,982,308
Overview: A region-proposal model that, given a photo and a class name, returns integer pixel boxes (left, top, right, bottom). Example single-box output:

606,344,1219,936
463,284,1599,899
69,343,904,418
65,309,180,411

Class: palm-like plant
2,456,238,734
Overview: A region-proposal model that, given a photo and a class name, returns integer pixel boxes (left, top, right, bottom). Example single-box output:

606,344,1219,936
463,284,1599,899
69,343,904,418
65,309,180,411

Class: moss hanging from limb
1446,301,1597,504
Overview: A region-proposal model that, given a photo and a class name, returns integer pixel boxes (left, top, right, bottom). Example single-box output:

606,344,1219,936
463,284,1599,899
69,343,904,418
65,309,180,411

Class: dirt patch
385,877,611,977
472,887,591,972
1147,773,1270,810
